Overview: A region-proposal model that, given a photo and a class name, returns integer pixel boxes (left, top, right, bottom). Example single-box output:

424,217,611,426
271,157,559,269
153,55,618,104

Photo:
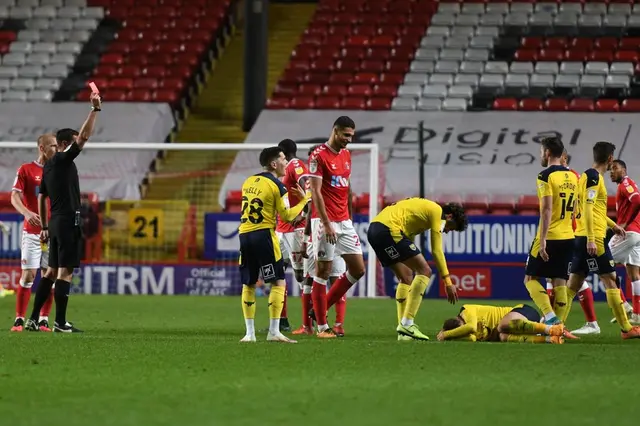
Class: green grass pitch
1,296,638,426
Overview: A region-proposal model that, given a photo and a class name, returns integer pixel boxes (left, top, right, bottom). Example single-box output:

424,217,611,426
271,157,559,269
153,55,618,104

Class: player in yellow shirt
367,198,468,341
524,137,578,328
565,142,640,339
238,146,311,343
437,304,565,344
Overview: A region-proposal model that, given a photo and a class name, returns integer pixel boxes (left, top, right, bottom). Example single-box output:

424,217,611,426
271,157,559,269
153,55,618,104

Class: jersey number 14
559,192,575,219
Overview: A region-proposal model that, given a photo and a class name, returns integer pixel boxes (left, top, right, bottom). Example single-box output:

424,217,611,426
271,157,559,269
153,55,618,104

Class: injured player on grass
435,303,577,344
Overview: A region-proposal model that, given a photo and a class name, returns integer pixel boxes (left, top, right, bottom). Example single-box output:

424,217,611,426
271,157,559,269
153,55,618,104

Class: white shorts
312,218,362,263
277,228,305,270
609,232,640,266
21,232,48,270
304,235,346,278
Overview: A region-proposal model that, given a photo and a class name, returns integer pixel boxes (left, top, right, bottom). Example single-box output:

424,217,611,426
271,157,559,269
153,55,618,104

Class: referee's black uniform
28,139,84,332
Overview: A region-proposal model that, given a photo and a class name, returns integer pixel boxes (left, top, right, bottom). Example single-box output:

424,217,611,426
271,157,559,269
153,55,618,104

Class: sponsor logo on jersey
330,175,349,187
627,185,635,194
295,167,303,175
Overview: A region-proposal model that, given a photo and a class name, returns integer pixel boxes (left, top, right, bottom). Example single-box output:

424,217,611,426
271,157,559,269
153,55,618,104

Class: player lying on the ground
239,146,311,343
563,142,640,340
367,197,467,341
437,304,568,344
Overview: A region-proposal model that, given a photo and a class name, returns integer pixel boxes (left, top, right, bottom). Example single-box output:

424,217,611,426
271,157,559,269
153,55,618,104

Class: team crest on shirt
610,260,615,267
409,244,417,251
385,246,400,259
262,264,275,280
627,185,635,194
309,160,318,173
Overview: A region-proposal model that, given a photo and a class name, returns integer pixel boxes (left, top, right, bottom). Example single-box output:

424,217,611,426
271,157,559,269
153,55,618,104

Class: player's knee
21,270,36,285
499,333,510,342
43,267,56,279
348,265,365,279
415,263,431,278
57,268,73,281
396,272,413,285
600,274,618,289
316,262,331,280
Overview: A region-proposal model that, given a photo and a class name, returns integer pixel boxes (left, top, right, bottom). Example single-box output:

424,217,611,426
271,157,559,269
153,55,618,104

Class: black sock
54,279,71,326
29,277,55,321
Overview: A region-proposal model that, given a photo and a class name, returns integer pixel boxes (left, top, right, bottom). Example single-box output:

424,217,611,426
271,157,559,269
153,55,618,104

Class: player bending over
273,139,311,332
307,117,365,339
607,159,640,325
437,304,565,344
368,197,467,341
523,137,578,331
239,146,311,343
563,142,640,340
10,134,58,331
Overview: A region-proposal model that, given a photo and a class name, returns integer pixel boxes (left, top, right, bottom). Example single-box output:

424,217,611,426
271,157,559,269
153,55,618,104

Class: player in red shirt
307,116,365,338
273,139,310,332
608,159,640,325
9,134,58,332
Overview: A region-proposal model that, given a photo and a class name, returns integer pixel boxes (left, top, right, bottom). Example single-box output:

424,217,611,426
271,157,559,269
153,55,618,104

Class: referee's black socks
29,276,55,322
54,279,71,326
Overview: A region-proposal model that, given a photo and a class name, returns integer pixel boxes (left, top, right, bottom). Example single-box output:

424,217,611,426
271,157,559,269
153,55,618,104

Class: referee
26,93,102,333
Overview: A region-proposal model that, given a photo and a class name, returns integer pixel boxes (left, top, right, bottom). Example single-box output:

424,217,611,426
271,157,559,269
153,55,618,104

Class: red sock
633,295,640,315
311,281,328,326
578,287,597,323
620,288,628,303
547,288,555,307
280,288,288,318
15,286,31,318
40,288,54,317
335,294,346,324
326,274,353,308
301,293,312,328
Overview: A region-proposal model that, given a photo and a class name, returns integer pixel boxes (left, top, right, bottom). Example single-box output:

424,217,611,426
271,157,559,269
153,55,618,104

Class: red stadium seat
570,37,593,50
564,49,589,61
489,195,516,215
290,96,315,109
119,65,142,78
463,194,489,212
360,59,385,73
100,53,125,66
521,37,543,49
135,78,159,90
266,97,291,109
341,96,366,109
594,37,618,50
385,61,409,73
545,37,568,49
517,195,539,213
379,73,404,85
93,64,118,78
589,50,614,62
514,49,538,61
110,78,134,91
158,78,185,92
323,84,347,97
353,72,379,84
538,49,563,61
315,96,341,109
306,72,331,85
545,98,569,112
569,99,595,112
615,51,639,62
493,98,517,111
366,97,391,110
619,37,640,50
389,46,416,60
373,84,397,97
340,46,366,59
298,83,322,96
596,99,620,112
329,73,353,84
129,89,153,102
621,99,640,112
518,99,543,111
142,66,166,79
152,89,179,104
102,89,127,101
348,84,372,97
316,46,340,59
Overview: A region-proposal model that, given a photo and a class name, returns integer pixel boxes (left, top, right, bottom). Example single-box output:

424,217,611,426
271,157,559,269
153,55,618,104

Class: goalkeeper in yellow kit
437,304,566,344
367,198,468,341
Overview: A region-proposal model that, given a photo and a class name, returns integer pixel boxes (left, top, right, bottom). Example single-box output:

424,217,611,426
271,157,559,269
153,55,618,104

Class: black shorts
367,222,421,267
570,236,616,276
511,304,540,322
525,238,574,280
48,218,83,269
239,229,285,285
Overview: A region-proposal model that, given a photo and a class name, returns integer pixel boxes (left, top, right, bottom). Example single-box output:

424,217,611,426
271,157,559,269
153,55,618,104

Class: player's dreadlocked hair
442,317,463,332
442,203,468,232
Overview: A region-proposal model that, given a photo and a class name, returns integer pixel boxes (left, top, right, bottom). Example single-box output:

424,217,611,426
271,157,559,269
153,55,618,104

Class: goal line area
0,142,383,298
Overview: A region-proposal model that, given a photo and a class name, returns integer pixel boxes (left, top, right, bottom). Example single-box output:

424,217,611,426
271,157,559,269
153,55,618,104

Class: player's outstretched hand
539,239,549,262
587,241,597,256
445,284,458,304
437,330,445,341
40,229,49,243
612,224,626,238
90,91,102,109
291,183,306,204
26,211,41,228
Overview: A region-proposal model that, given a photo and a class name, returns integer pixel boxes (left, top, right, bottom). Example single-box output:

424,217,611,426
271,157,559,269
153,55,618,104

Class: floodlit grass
1,296,638,426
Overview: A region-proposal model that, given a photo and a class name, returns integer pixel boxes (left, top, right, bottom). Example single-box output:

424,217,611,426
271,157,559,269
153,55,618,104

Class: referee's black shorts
48,216,83,269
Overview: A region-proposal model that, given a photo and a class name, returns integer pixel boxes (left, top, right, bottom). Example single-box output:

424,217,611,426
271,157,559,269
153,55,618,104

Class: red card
88,82,100,94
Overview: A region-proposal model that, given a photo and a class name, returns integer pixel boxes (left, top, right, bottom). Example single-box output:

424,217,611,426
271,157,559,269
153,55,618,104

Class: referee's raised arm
75,93,102,150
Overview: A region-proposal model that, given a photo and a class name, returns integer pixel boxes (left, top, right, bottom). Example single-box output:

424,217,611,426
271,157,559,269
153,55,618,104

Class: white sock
269,318,280,335
318,323,329,332
39,315,48,322
346,271,358,284
624,301,633,312
546,281,553,291
302,284,312,295
401,317,414,327
543,312,557,321
579,282,589,292
632,280,640,296
245,318,255,336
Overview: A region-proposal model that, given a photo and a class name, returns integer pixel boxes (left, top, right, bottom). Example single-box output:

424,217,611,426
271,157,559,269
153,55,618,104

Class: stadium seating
0,0,237,112
271,0,640,111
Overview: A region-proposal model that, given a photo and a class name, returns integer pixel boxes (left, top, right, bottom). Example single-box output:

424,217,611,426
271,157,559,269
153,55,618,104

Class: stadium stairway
146,2,316,225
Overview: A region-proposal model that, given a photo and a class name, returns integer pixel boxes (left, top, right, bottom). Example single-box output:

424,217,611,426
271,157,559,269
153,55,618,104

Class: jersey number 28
559,192,575,219
241,196,265,224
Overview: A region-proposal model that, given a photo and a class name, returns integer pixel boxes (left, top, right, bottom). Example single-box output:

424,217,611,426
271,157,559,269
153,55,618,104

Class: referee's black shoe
54,322,83,333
